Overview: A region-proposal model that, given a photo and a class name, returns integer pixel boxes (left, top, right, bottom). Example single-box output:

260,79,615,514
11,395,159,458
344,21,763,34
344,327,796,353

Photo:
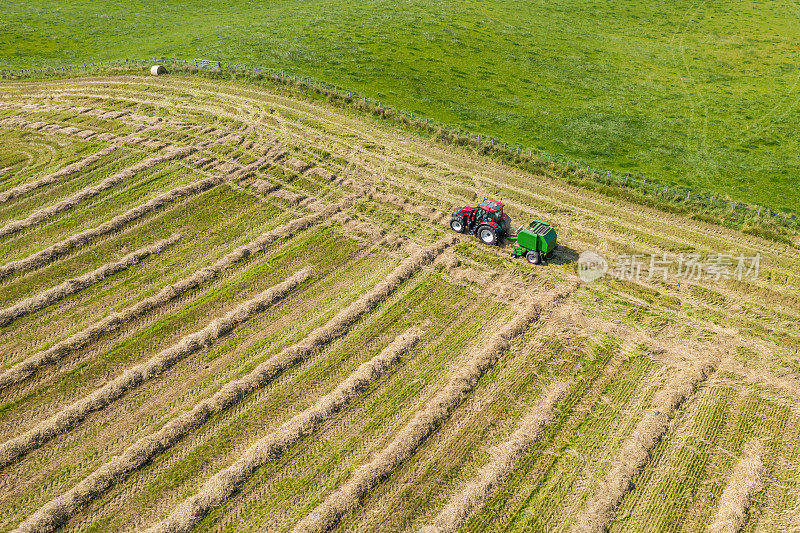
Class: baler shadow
546,245,579,265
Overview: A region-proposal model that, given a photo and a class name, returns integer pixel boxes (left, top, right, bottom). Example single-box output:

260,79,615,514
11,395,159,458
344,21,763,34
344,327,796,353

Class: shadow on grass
547,245,579,265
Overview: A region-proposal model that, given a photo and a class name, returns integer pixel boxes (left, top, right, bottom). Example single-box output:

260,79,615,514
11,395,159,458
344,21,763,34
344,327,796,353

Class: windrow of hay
269,188,305,205
571,360,718,533
0,145,120,203
147,327,424,533
708,440,765,533
0,176,221,280
294,282,578,533
0,145,198,238
0,201,346,390
0,102,164,127
0,234,181,327
0,268,312,470
0,117,104,142
16,238,450,533
423,380,573,533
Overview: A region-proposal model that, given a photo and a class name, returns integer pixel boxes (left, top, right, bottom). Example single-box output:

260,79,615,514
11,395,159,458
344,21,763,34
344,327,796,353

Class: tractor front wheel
450,218,466,233
477,225,499,245
526,250,541,264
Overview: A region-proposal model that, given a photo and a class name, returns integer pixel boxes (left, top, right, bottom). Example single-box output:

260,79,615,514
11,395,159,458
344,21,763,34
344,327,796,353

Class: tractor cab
450,198,512,245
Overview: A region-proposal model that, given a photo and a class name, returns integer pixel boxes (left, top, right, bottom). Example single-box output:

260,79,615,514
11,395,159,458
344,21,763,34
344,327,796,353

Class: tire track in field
0,176,221,280
421,380,572,533
0,145,198,238
0,269,312,471
21,76,800,274
0,145,120,204
29,83,792,330
130,75,800,268
14,237,452,533
293,282,577,533
146,327,423,533
0,234,180,327
0,199,347,390
571,359,720,532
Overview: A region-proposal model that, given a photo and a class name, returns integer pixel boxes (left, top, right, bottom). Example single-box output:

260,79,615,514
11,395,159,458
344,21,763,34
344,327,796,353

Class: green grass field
2,0,799,213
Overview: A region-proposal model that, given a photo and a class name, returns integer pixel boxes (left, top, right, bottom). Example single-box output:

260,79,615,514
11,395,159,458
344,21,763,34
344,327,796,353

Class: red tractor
450,198,512,245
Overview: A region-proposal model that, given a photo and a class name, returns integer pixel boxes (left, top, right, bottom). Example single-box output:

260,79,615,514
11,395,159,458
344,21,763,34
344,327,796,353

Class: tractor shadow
546,245,579,265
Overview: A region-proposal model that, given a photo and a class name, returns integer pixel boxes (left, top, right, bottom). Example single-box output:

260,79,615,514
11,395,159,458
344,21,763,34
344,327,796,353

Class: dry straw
0,145,120,204
0,145,197,238
423,380,573,533
0,176,221,280
147,327,423,533
708,440,765,533
572,361,717,533
0,234,181,327
0,201,344,390
16,237,450,533
0,268,312,470
294,282,576,533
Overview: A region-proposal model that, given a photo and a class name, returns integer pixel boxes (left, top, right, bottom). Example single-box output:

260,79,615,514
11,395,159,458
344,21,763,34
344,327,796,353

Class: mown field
0,74,798,532
3,0,800,213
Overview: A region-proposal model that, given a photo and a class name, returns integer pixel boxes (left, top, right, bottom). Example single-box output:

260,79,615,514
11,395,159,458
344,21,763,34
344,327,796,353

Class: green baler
510,220,557,264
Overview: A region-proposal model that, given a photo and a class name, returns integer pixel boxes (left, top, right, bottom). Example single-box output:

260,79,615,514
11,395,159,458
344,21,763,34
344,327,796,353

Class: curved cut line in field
708,440,765,533
0,144,119,204
0,200,347,390
572,360,719,533
15,239,450,533
0,268,312,471
0,116,162,149
0,145,198,238
422,380,572,533
294,282,577,533
154,77,800,286
147,327,423,533
0,234,180,327
0,101,165,127
0,176,221,280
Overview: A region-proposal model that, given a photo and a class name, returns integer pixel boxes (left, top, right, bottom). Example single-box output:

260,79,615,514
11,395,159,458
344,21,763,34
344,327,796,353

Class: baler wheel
526,250,541,264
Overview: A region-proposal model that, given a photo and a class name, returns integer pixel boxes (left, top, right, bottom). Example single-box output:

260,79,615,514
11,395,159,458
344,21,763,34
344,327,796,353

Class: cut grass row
148,327,423,533
0,228,379,531
0,199,344,389
15,238,450,532
144,271,509,533
0,128,103,191
0,145,197,238
0,268,312,469
0,234,180,328
0,146,147,227
0,144,119,204
295,283,575,532
611,384,791,532
0,174,222,281
0,185,299,366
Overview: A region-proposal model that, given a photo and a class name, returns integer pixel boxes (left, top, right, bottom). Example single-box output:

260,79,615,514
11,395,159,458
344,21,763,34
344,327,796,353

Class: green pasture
3,0,799,212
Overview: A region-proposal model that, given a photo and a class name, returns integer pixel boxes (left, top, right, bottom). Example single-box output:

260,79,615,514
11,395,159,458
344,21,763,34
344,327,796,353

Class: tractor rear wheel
526,250,541,264
477,225,499,245
450,218,465,233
